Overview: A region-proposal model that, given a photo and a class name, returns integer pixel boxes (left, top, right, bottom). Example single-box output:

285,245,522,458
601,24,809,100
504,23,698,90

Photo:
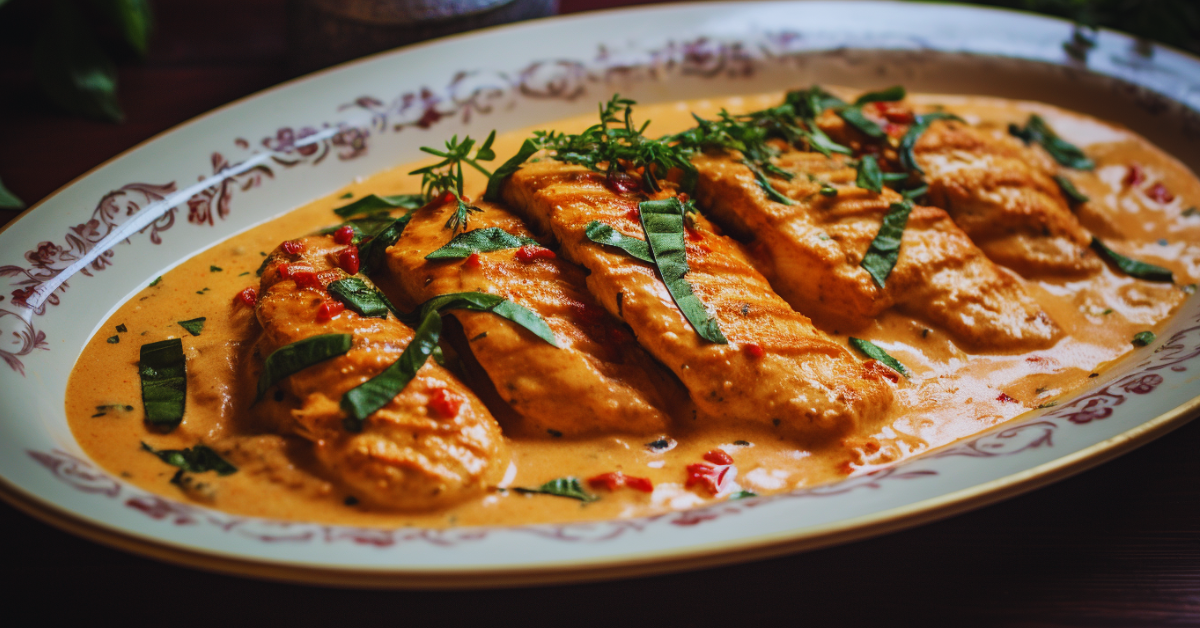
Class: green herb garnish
745,160,794,205
861,200,912,289
209,265,222,272
837,106,886,139
333,193,426,218
730,490,758,500
141,442,236,476
139,338,187,429
116,324,127,333
1055,175,1089,204
584,221,653,263
255,334,353,403
639,198,727,344
327,278,394,319
899,112,963,175
513,477,597,502
316,213,400,241
848,337,909,377
1090,237,1174,282
1009,114,1095,170
107,335,119,344
1132,331,1156,347
856,155,884,193
339,192,354,199
854,86,906,105
425,227,538,260
0,177,25,210
411,132,498,231
406,292,558,347
358,212,415,276
148,276,162,287
485,137,542,202
177,317,206,336
340,312,441,430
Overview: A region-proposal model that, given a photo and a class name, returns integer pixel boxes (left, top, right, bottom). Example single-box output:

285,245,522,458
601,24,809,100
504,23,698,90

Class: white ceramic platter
2,1,1199,588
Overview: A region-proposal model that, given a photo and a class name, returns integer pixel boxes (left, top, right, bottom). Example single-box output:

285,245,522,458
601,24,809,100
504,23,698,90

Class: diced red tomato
277,262,291,278
315,300,344,322
429,388,465,418
587,471,655,493
282,240,305,255
333,225,355,245
703,449,734,465
624,475,654,493
336,246,360,275
235,287,257,307
463,252,482,269
1146,182,1175,204
743,343,765,359
685,463,728,495
515,245,557,263
996,392,1019,403
1124,164,1146,187
291,270,322,289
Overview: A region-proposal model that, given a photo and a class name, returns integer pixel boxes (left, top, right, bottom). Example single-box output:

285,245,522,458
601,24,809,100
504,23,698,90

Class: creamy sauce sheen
66,91,1200,527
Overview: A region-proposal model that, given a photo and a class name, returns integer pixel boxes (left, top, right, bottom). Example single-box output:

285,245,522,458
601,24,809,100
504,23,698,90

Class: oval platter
2,0,1199,588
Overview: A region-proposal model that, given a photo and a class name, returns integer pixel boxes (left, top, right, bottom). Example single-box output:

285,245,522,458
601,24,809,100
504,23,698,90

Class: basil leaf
902,184,929,201
1090,238,1174,282
177,317,206,337
139,339,186,429
848,337,909,377
256,334,353,403
585,221,654,263
425,227,538,260
804,125,853,157
34,1,123,122
484,137,542,202
359,212,414,276
744,160,794,205
899,112,963,175
854,86,906,105
856,155,884,193
1131,331,1156,347
639,198,728,344
333,194,425,218
860,200,912,289
328,278,394,319
785,86,846,119
340,311,441,429
1009,115,1095,170
98,0,153,56
514,477,597,502
730,490,758,500
837,107,886,139
1054,175,1089,204
141,442,236,476
0,177,25,210
410,292,558,347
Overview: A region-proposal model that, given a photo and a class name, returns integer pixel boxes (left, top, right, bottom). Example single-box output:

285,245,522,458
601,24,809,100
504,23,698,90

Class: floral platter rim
2,0,1200,587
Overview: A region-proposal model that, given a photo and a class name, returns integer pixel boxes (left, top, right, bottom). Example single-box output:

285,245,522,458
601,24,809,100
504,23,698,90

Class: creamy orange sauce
65,91,1200,527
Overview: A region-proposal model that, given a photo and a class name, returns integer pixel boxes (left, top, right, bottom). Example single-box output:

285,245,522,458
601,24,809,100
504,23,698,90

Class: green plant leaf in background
0,177,25,210
95,0,153,56
34,0,124,123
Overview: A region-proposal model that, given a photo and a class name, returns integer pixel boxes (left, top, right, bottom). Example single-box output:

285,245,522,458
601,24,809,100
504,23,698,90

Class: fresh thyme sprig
534,94,697,193
410,131,498,231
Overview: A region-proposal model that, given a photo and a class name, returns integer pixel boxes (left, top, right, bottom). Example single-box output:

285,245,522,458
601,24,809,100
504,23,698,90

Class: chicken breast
691,149,1060,349
253,234,508,510
816,107,1101,277
503,161,895,442
385,198,680,437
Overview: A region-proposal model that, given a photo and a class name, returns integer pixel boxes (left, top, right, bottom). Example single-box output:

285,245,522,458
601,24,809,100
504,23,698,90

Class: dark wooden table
3,1,1199,624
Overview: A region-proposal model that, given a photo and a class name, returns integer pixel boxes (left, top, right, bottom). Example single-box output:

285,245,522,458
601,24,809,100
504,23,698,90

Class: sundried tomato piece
703,449,734,465
463,252,482,269
315,300,344,322
1146,182,1175,204
515,245,557,263
996,392,1019,403
282,240,305,255
1124,164,1146,187
743,343,765,359
588,472,625,491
